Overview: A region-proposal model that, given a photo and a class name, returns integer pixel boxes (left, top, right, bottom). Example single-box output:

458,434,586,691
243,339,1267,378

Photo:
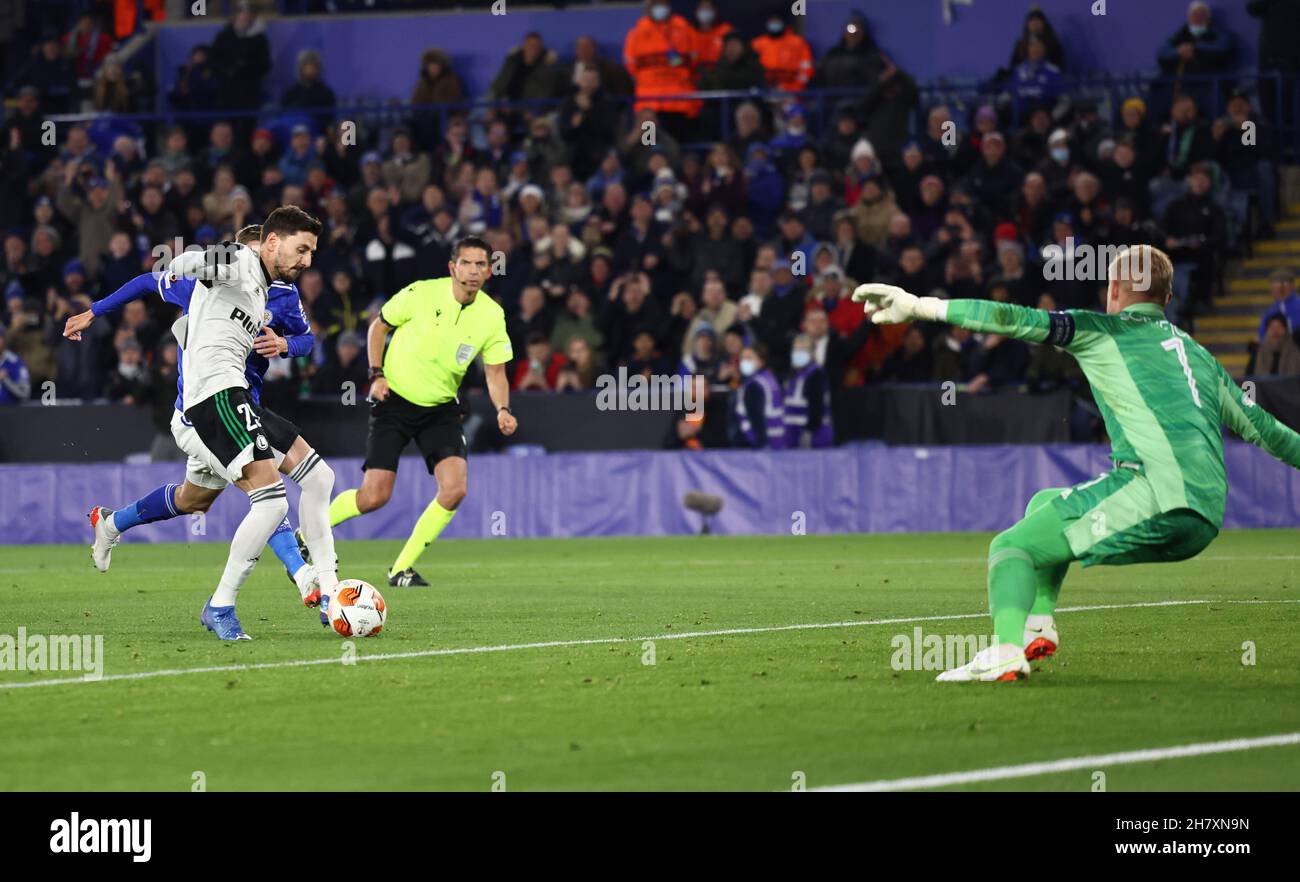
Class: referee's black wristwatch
368,366,384,380
498,405,512,414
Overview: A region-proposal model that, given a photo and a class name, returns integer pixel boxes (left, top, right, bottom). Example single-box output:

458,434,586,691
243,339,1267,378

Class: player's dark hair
235,224,262,245
263,205,322,241
451,236,492,262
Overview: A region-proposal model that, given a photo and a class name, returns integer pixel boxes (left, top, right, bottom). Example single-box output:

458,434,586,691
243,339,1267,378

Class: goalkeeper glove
851,283,949,324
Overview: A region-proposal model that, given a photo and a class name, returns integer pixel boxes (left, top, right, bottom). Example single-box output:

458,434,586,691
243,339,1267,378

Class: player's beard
273,255,304,282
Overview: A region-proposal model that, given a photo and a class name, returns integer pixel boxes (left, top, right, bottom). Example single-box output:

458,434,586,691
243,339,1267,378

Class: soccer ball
328,580,387,637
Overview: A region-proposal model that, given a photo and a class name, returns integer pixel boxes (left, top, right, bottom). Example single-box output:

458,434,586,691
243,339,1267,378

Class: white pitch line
1,598,1296,692
814,732,1300,792
4,552,1296,575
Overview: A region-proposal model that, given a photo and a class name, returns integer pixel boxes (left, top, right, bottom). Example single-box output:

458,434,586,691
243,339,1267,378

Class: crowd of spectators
1,1,1297,452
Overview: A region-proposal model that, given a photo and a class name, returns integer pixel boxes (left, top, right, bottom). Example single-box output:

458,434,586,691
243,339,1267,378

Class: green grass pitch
1,532,1297,791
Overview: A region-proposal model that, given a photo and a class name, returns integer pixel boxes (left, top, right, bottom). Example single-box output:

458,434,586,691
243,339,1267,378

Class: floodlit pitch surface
1,532,1297,791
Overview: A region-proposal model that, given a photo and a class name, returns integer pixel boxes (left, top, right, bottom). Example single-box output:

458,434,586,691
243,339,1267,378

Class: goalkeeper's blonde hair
1107,244,1173,307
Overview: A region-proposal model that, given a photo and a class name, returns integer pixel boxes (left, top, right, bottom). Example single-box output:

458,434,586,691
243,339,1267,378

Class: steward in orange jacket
690,2,734,77
113,0,165,39
752,16,814,92
624,2,701,117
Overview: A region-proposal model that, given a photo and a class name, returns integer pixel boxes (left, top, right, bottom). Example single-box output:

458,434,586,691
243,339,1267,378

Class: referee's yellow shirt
378,277,513,407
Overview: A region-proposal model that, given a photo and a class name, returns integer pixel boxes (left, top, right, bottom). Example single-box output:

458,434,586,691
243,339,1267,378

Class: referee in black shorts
325,236,517,586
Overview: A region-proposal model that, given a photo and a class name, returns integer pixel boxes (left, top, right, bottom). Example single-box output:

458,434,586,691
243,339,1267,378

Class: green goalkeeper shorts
1045,466,1219,567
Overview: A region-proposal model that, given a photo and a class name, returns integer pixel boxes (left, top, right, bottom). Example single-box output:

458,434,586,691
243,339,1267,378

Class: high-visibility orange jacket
624,13,701,117
113,0,165,40
752,31,814,92
691,21,734,74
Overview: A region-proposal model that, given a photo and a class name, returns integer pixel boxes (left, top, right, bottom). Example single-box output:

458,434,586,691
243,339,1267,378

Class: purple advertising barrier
0,442,1296,546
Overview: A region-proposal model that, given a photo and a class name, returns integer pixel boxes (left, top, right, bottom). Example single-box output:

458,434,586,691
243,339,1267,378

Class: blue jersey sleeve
158,273,197,310
158,274,193,312
284,329,315,359
270,284,313,359
91,273,166,316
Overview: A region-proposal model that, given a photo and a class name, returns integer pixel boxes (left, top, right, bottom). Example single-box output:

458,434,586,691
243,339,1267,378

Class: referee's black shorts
364,390,466,475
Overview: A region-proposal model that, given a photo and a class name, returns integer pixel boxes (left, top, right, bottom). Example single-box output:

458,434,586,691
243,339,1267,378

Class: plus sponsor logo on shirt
228,307,263,337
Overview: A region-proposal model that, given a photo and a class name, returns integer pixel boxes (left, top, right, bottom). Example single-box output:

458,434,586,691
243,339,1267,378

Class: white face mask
739,358,758,377
791,350,812,368
1050,146,1069,164
697,8,715,25
651,4,670,22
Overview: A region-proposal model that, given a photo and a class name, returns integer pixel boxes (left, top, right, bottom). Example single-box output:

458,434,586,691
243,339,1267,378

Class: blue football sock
112,483,180,533
268,516,308,575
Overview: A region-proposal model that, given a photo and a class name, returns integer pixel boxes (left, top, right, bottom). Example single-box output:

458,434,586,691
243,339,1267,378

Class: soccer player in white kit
174,206,339,640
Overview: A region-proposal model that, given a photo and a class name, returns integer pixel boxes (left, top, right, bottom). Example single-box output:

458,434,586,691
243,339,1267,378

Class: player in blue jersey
63,225,335,619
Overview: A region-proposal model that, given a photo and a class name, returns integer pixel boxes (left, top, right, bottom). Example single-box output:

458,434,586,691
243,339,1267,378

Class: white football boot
936,643,1031,682
1023,615,1059,661
294,565,321,607
88,506,120,573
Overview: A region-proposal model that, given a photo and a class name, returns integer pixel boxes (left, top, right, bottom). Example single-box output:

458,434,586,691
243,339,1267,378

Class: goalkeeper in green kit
853,245,1300,682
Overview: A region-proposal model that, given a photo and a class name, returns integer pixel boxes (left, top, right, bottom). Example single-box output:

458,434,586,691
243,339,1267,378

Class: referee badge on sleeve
456,343,475,365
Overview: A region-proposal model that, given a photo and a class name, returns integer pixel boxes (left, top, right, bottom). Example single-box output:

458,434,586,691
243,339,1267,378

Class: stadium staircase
1198,200,1300,378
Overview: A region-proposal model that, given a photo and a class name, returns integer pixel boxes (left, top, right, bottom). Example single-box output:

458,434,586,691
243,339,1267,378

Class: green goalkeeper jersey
944,299,1300,528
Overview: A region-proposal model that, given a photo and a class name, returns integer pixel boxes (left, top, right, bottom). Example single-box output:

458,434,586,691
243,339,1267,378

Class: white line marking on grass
1,599,1296,691
814,732,1300,792
4,553,1295,576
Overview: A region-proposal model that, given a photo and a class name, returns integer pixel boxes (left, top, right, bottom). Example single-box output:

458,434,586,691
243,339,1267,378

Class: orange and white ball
328,580,387,637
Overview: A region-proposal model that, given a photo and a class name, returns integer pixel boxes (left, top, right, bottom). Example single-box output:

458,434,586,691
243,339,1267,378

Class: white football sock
1025,614,1055,631
212,482,289,607
289,450,339,595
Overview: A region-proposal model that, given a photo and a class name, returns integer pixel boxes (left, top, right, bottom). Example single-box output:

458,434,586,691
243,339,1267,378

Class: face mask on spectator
791,350,811,369
1188,24,1207,37
697,8,715,26
1051,146,1069,164
767,20,784,35
740,357,758,377
651,4,670,22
